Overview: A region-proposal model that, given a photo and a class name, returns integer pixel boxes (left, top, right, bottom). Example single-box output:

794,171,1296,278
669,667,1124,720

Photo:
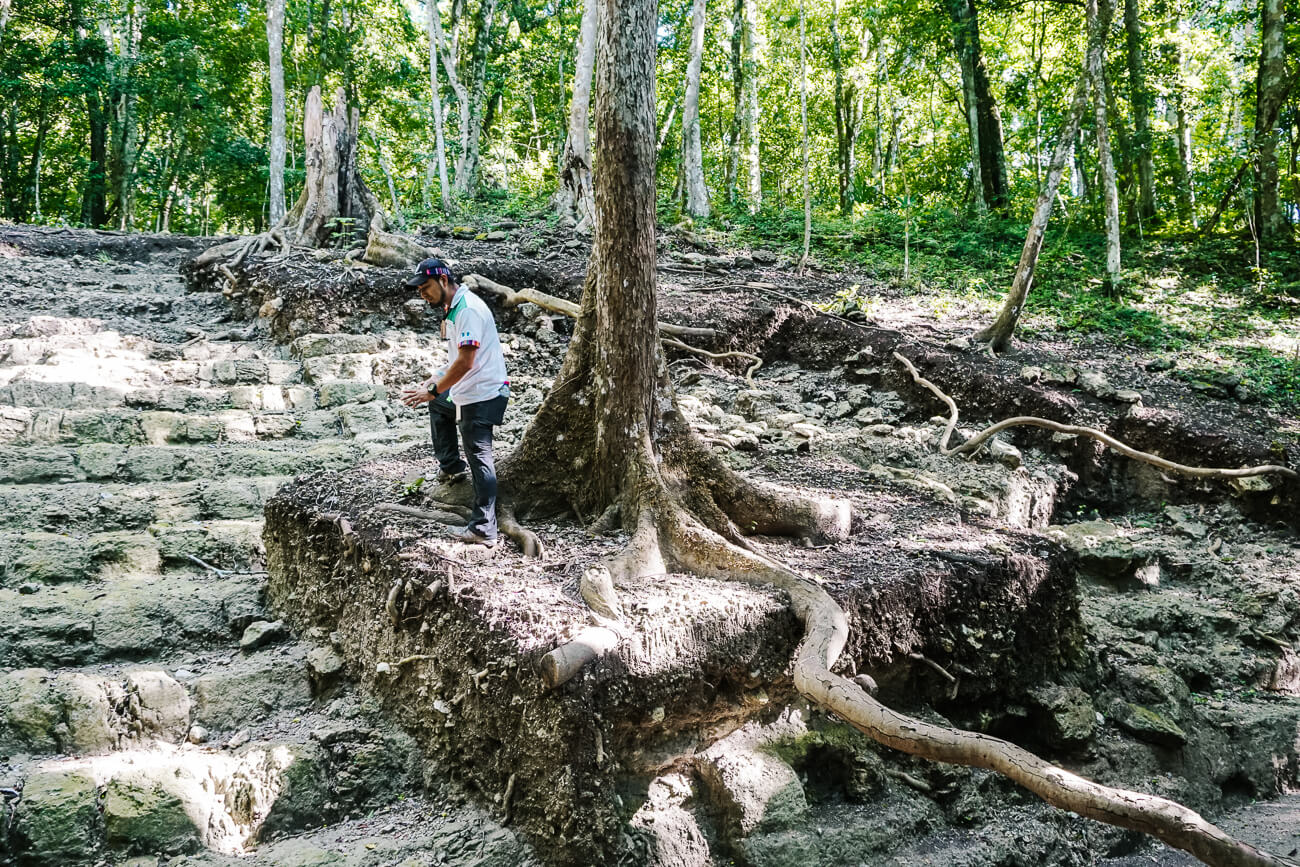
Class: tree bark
425,0,452,213
267,0,288,225
798,0,811,269
1123,0,1155,222
740,0,761,212
1086,0,1121,293
83,89,109,228
1253,0,1286,242
455,0,497,195
830,0,859,217
945,0,1007,213
556,0,598,232
725,0,742,205
976,76,1089,351
113,0,144,230
682,0,710,219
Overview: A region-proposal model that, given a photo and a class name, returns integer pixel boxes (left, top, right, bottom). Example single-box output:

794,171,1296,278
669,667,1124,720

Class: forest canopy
0,0,1294,266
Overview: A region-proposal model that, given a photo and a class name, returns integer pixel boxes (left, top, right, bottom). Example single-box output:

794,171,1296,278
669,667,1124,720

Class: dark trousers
429,394,508,539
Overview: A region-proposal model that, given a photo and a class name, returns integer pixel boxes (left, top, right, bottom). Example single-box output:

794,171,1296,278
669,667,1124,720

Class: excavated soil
3,223,1299,867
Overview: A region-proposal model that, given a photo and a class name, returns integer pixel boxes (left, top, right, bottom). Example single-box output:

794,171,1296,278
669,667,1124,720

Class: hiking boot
436,468,469,485
452,528,498,548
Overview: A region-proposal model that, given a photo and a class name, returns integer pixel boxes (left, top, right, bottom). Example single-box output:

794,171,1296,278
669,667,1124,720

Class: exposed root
374,502,465,526
894,352,1298,483
463,273,717,341
661,336,762,385
498,499,544,558
661,492,1299,867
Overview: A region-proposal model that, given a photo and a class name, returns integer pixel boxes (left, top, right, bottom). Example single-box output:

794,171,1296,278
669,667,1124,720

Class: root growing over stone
894,351,1298,483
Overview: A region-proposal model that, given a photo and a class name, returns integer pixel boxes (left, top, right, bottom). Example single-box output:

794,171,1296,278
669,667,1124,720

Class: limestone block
123,447,180,482
194,657,312,730
1112,701,1186,748
76,442,127,479
1027,684,1096,748
0,446,81,483
0,668,62,754
1043,521,1158,587
1,532,94,584
125,671,191,742
255,414,299,439
301,354,377,385
13,769,102,864
318,382,387,408
290,333,381,359
103,778,200,855
338,402,390,437
241,619,289,652
57,672,123,753
305,645,347,696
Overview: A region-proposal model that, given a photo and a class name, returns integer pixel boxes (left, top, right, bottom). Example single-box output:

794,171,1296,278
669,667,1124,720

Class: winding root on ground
533,422,1293,866
462,273,717,342
894,352,1299,482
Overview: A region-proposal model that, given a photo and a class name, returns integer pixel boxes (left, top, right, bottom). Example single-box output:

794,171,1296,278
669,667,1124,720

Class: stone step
0,571,263,668
0,477,290,532
0,355,302,391
0,665,192,757
3,713,426,865
0,520,264,587
0,441,375,485
0,394,418,446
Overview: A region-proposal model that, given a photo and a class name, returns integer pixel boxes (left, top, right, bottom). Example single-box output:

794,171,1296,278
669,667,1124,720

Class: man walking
400,258,509,547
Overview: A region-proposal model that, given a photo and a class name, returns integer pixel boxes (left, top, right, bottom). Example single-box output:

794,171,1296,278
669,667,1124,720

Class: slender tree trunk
950,0,985,215
557,0,598,231
266,0,288,225
725,0,742,205
976,76,1090,350
84,90,109,227
1173,81,1196,224
456,0,497,195
1086,0,1121,293
682,0,710,218
113,0,143,230
23,96,50,220
830,0,854,217
425,0,452,213
433,0,471,194
656,98,679,153
946,0,1006,213
798,0,811,270
740,0,761,212
1254,0,1286,242
1123,0,1155,221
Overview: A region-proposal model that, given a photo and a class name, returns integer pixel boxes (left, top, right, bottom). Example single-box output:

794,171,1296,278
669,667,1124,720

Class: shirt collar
445,285,468,321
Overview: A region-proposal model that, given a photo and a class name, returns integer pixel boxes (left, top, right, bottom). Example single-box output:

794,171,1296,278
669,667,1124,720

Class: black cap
405,257,454,289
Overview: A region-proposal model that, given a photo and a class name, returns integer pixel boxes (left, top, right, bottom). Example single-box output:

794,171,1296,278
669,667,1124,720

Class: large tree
1253,0,1287,243
267,0,288,225
681,0,710,218
493,0,1298,862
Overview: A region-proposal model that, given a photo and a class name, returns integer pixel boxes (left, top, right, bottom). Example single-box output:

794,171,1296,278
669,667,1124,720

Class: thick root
895,352,1298,483
498,499,544,558
657,496,1295,867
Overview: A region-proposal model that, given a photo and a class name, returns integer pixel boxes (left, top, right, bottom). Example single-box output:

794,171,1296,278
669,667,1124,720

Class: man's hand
400,388,435,407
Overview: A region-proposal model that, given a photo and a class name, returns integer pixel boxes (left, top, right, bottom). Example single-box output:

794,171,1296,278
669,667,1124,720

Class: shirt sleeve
455,309,485,349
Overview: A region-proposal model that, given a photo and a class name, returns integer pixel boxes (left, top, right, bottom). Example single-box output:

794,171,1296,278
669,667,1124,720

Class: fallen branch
374,502,467,525
893,352,1298,482
462,273,716,341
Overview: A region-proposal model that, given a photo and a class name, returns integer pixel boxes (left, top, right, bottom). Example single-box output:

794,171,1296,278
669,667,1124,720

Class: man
400,258,509,547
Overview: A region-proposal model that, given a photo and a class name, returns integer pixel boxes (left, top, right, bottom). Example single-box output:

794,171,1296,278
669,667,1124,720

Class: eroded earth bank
1,224,1299,866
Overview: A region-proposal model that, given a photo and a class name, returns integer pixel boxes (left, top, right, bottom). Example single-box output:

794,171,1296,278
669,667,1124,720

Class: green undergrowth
705,204,1300,414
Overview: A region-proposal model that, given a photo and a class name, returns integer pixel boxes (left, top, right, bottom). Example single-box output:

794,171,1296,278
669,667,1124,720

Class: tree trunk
556,0,598,232
830,0,857,217
426,0,452,213
83,89,109,228
976,76,1090,351
946,0,1006,213
1123,0,1155,222
725,0,742,205
455,0,497,195
267,0,288,225
1086,0,1121,293
682,0,710,219
740,0,761,212
113,0,144,230
1173,84,1196,224
1253,0,1286,242
798,0,811,269
493,1,1300,861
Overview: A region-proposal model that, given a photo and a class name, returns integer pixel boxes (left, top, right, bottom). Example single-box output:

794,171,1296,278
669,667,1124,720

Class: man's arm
400,346,477,406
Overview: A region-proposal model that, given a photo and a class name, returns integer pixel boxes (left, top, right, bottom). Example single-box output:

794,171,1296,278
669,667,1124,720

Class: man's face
418,276,449,308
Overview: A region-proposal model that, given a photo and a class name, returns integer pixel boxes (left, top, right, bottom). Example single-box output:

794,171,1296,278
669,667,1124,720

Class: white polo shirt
443,285,508,406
